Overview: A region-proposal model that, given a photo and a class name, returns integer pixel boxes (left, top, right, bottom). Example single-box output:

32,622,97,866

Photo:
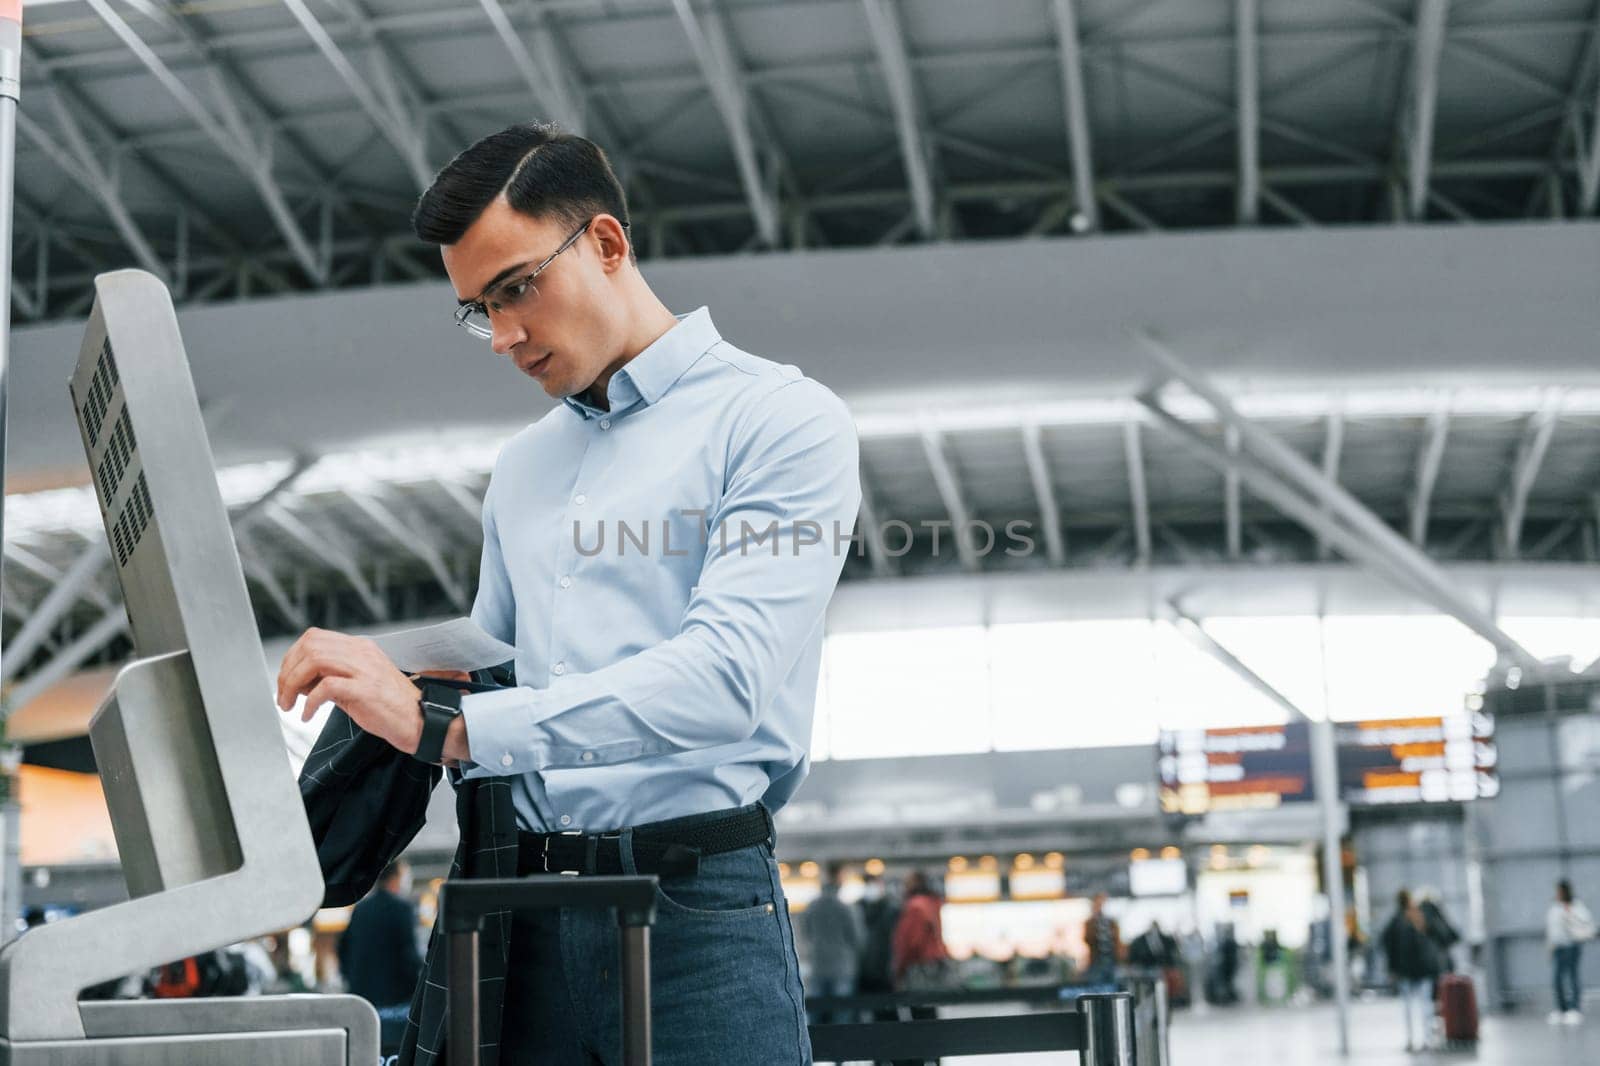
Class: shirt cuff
460,686,542,776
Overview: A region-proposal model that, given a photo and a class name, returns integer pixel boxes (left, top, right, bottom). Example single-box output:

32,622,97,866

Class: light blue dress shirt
460,307,861,833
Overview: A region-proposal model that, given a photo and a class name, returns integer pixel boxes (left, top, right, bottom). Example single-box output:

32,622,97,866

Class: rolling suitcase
1437,973,1478,1045
441,876,658,1066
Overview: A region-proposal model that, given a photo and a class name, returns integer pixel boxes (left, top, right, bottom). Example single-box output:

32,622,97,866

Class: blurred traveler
1209,923,1240,1005
1382,890,1442,1052
1129,920,1178,968
1417,890,1461,974
857,871,900,997
338,860,423,1012
803,862,864,1023
891,871,949,1066
1083,892,1122,985
1547,878,1596,1025
893,870,950,992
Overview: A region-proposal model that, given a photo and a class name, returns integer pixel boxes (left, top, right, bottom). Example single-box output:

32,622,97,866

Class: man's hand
276,628,423,755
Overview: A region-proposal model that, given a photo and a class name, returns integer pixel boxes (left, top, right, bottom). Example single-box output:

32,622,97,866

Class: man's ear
592,214,631,273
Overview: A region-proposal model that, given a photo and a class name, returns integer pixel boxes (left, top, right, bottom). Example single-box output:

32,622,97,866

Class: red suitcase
1437,973,1479,1045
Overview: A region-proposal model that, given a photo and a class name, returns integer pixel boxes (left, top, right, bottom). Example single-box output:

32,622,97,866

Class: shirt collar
562,306,720,420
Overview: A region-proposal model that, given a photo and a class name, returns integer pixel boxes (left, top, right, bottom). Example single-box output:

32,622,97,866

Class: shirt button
559,576,572,589
581,751,596,763
599,419,611,430
551,661,566,676
559,815,572,827
574,494,587,505
500,753,514,768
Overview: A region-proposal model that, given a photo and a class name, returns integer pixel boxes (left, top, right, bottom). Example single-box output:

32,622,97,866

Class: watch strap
414,681,463,764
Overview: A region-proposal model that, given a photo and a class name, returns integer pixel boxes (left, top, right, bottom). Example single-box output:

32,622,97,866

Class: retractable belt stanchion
440,876,658,1066
807,986,1141,1063
1080,991,1137,1066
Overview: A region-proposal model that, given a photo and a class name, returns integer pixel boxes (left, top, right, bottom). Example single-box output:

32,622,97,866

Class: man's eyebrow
458,260,535,306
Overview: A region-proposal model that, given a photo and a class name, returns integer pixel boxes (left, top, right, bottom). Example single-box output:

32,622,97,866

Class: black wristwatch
414,681,464,765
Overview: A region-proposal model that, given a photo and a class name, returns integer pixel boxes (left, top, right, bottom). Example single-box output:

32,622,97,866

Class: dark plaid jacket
298,706,520,1066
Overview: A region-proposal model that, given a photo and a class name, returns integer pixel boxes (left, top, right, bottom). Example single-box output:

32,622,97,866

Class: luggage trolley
0,272,378,1064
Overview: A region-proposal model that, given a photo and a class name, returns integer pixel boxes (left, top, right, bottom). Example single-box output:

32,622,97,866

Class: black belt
516,803,773,879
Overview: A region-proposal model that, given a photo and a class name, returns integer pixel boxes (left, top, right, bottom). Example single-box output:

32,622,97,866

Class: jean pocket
652,851,780,921
654,886,777,923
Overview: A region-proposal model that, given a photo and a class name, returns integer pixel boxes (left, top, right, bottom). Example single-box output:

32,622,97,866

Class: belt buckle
543,830,584,875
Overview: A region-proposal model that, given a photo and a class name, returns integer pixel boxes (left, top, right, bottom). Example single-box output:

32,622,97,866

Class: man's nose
491,316,527,357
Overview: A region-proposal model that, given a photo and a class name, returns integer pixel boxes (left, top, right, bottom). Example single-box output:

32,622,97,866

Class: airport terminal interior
0,0,1597,1063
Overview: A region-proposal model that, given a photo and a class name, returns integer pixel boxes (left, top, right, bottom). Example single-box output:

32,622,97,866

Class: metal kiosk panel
0,271,376,1064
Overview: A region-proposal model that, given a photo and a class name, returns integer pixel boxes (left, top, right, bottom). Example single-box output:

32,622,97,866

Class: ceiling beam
264,504,389,621
473,0,584,132
344,490,469,612
1408,404,1451,546
1407,0,1451,220
1235,0,1260,224
237,531,309,631
1049,0,1099,231
281,0,432,189
436,479,486,527
1224,424,1242,559
82,0,330,284
669,0,782,247
855,475,898,578
861,0,938,240
1166,599,1310,723
3,544,115,612
1501,398,1561,558
1583,17,1600,213
17,107,168,281
1136,334,1541,669
919,426,979,572
1021,423,1066,566
7,613,131,711
1124,420,1152,565
0,541,111,681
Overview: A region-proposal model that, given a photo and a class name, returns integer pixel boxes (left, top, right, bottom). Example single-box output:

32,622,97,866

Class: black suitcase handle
439,876,659,1066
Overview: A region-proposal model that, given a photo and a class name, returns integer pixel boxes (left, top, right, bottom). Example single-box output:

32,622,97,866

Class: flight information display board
1158,723,1314,814
1336,713,1498,805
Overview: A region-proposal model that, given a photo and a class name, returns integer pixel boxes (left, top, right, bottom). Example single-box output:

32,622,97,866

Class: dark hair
905,870,935,898
1396,889,1412,911
381,860,407,886
827,862,847,884
412,123,631,256
1558,879,1574,903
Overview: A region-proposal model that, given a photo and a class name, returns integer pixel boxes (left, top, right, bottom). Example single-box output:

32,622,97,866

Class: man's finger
281,652,359,712
276,627,333,709
301,677,352,722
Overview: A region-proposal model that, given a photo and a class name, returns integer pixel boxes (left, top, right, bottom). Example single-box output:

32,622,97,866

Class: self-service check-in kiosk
0,270,378,1064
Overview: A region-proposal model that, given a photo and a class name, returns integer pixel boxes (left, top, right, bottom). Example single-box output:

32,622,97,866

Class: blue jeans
1398,978,1433,1048
499,839,812,1064
1554,944,1583,1013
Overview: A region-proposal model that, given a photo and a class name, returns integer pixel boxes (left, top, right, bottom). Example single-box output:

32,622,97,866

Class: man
1382,890,1442,1052
276,123,860,1065
338,860,423,1011
802,863,864,1023
856,871,899,999
1128,920,1177,970
1083,892,1122,985
1547,878,1595,1024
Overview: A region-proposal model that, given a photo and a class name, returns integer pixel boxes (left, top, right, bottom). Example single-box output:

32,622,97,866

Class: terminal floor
929,997,1599,1065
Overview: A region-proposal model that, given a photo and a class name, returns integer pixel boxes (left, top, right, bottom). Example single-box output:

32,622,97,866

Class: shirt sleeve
459,378,860,775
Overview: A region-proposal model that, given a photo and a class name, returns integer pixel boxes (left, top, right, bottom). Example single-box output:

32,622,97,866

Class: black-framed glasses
453,219,593,340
